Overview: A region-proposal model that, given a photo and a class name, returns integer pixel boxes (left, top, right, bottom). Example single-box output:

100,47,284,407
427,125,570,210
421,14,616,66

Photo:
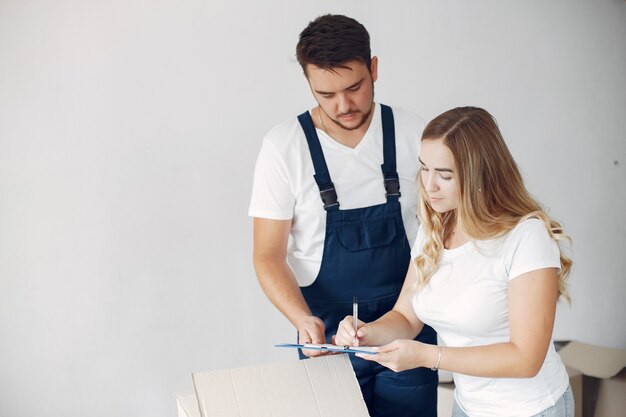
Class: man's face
305,58,378,131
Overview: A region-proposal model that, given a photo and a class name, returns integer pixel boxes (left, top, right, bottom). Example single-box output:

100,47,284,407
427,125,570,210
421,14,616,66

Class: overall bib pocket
335,218,397,252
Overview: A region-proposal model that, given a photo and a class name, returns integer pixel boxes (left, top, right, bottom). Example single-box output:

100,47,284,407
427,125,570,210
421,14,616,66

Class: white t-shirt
411,219,569,417
249,103,424,286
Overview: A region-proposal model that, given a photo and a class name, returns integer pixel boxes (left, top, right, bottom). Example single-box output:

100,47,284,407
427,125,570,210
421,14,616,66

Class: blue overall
296,105,438,417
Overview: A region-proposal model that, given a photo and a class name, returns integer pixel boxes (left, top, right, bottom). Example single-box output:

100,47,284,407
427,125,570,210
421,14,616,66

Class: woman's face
419,138,459,213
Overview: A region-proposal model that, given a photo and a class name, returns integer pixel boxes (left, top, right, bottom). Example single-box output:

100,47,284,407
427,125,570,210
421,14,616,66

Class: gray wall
0,1,624,416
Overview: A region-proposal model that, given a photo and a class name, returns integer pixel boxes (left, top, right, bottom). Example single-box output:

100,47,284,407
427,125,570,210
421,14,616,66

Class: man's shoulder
263,115,306,151
382,104,425,154
385,103,426,130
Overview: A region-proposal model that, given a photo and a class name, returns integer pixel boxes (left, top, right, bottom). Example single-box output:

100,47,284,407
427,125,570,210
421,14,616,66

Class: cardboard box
185,354,369,417
179,362,450,417
177,342,625,417
557,341,626,417
175,392,200,417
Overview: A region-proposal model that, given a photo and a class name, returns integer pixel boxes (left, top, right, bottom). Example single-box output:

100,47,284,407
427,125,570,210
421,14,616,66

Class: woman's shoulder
502,218,561,279
508,217,551,240
496,217,553,252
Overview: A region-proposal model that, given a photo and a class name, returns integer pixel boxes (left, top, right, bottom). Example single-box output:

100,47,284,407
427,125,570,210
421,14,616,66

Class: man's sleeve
248,139,295,220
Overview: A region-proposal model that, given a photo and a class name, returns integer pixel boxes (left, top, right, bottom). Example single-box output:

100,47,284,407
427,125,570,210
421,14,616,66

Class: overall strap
297,111,340,211
380,104,401,202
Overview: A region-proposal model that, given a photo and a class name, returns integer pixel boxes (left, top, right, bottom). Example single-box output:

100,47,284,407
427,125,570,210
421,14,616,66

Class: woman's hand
334,315,369,346
356,340,438,373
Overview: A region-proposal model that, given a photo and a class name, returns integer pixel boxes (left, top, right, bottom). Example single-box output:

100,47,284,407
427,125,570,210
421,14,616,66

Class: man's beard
324,83,375,131
328,106,373,131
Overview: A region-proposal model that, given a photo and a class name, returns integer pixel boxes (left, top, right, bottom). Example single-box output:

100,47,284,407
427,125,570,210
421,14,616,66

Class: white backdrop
1,1,624,416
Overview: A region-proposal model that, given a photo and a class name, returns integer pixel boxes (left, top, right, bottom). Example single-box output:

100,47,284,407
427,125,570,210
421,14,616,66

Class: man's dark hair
296,14,371,75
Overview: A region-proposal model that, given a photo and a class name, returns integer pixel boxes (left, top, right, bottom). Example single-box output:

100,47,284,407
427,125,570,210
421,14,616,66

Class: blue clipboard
275,343,377,355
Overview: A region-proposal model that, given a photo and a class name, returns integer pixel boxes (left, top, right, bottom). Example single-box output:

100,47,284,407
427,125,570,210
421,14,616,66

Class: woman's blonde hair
414,107,571,301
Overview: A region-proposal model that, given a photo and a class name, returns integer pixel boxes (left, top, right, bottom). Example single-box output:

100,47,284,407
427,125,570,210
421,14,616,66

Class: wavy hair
414,107,571,301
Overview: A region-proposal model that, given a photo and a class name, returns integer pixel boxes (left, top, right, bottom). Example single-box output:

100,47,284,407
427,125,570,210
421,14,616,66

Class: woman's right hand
334,315,370,346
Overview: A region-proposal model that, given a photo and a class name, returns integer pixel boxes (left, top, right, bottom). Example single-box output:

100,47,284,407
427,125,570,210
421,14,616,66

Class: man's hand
297,315,328,357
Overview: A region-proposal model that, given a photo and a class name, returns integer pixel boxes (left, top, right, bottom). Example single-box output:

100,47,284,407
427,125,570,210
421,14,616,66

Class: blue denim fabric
451,386,574,417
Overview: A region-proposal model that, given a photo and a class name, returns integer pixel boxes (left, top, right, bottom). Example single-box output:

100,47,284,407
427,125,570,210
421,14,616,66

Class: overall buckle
384,176,401,197
319,183,339,209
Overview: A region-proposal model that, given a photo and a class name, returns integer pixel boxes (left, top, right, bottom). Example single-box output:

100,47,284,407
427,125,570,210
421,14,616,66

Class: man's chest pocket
335,218,397,252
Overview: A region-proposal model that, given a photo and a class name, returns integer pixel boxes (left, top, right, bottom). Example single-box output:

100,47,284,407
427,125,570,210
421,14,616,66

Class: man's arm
252,217,326,356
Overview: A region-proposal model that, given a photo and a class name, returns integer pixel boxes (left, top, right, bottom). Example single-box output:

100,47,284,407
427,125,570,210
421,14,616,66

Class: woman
335,107,574,417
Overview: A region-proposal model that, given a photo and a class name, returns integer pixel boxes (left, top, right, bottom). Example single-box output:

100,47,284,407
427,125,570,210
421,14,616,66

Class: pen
353,296,358,345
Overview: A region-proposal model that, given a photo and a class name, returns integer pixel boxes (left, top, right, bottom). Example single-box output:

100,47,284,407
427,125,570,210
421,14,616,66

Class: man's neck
315,105,375,149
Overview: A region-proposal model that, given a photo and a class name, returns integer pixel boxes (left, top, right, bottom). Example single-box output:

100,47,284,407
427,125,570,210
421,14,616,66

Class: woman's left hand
356,339,434,373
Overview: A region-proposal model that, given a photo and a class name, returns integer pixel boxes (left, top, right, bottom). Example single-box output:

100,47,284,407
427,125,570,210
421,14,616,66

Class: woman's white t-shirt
411,219,570,417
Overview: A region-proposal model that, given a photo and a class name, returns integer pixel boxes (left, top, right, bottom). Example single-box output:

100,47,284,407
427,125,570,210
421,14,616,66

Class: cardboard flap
558,341,626,379
304,352,369,415
175,393,201,417
192,354,369,417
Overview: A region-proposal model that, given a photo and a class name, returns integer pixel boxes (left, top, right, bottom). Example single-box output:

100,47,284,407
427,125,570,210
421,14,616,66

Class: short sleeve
248,139,295,220
505,219,561,281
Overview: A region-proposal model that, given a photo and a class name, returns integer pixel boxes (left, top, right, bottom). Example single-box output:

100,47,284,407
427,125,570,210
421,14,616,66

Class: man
249,14,437,417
